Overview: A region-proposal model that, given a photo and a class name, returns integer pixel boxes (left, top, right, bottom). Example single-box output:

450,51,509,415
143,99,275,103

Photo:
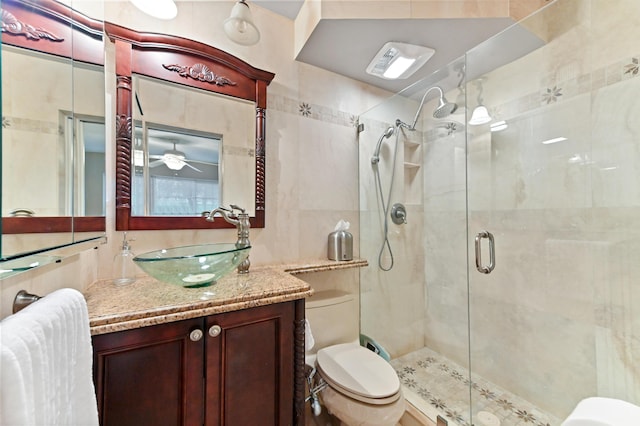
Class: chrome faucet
202,204,251,273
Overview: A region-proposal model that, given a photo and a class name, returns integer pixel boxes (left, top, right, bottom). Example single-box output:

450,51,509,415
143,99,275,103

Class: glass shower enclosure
358,1,640,425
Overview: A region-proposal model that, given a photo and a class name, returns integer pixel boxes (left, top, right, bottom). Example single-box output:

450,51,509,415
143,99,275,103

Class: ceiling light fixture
469,79,492,126
469,106,492,125
163,152,187,171
130,0,177,20
384,57,416,79
224,0,260,46
149,143,203,172
366,42,435,80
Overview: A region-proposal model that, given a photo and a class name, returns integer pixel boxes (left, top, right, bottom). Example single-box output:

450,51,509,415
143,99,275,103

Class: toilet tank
305,290,358,355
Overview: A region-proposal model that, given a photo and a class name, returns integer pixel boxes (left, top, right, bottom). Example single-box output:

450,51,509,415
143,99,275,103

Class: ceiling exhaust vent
366,42,435,80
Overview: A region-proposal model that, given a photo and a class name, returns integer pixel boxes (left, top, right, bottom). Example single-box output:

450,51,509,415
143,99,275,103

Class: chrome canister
328,230,353,261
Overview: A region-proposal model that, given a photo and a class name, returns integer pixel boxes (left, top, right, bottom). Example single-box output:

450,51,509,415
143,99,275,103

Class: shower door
466,0,640,424
359,56,474,423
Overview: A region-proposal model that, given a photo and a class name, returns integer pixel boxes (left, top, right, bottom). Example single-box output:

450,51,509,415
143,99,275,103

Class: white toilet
306,289,405,426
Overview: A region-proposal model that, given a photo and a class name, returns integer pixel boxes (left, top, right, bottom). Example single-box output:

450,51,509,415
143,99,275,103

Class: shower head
433,96,458,119
371,126,395,164
400,86,458,130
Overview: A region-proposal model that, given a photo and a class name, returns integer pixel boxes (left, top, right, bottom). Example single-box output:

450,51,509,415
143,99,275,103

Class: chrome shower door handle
474,231,496,274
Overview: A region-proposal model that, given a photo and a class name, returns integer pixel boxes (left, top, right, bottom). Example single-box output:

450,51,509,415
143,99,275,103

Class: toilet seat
316,343,401,405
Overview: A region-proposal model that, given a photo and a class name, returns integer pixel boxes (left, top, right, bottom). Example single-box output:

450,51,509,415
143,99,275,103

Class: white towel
0,288,99,426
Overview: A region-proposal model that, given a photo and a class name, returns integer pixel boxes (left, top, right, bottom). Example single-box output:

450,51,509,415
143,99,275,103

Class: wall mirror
106,22,275,231
1,0,105,261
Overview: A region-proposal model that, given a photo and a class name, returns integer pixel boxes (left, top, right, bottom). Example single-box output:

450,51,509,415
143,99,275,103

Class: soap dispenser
113,232,136,286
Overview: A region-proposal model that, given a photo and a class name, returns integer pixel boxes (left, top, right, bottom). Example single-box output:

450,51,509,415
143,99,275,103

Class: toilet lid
316,343,400,400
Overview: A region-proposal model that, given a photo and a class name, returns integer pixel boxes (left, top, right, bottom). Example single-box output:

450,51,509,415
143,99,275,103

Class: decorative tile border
391,346,561,426
490,54,640,122
224,145,254,157
268,93,359,129
624,58,639,76
1,116,59,134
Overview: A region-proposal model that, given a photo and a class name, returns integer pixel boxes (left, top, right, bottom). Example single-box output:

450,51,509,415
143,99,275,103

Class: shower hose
373,124,400,271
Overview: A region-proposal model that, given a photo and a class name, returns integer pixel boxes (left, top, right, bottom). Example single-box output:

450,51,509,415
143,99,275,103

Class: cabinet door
205,302,295,426
92,318,205,426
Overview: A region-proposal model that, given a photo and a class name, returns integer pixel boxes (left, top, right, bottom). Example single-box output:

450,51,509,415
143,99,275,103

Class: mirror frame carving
1,0,105,234
105,23,275,231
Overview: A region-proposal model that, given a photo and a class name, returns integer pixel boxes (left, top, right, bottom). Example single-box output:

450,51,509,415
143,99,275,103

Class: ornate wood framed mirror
105,23,275,231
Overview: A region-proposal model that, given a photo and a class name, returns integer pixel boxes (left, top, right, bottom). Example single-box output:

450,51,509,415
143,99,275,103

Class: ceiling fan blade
183,161,202,172
149,160,164,168
187,159,219,166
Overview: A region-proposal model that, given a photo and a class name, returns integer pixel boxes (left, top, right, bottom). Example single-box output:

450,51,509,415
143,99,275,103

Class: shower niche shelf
404,162,420,170
404,139,421,166
403,139,421,205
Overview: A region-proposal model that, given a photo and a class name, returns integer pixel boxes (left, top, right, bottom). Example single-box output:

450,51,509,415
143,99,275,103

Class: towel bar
13,290,43,314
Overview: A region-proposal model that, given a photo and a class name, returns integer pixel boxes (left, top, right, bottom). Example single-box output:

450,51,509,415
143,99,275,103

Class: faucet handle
229,204,246,214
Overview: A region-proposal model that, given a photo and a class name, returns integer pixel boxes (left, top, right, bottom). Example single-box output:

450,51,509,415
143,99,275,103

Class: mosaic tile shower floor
390,347,561,426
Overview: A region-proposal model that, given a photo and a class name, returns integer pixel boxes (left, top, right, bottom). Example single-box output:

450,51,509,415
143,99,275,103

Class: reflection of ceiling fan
149,142,202,172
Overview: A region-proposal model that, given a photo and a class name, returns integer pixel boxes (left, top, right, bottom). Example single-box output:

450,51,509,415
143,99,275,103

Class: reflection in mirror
63,114,106,217
1,48,105,256
133,124,221,216
2,46,74,218
132,75,255,217
76,119,106,216
1,0,105,262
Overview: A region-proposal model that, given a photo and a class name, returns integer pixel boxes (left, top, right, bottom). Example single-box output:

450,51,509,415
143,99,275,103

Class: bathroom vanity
92,301,297,426
86,259,366,426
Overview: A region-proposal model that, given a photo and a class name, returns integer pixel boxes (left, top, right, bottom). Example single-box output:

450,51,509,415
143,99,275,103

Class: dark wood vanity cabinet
92,317,204,426
92,301,301,426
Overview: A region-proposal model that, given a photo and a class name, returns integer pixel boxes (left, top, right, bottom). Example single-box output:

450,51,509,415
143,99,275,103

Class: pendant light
224,0,260,46
130,0,177,20
469,105,492,125
468,79,492,126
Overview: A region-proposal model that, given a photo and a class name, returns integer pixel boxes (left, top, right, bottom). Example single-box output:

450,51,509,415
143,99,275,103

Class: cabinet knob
209,325,222,337
189,329,204,342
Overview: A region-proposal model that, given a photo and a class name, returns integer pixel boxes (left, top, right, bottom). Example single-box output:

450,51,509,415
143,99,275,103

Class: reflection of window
133,175,219,216
132,123,221,216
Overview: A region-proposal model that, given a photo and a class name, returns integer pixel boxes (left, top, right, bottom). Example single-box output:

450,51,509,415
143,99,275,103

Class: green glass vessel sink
133,243,250,288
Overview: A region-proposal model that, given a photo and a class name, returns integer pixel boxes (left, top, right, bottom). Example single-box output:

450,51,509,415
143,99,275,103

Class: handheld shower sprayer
371,126,395,164
396,85,458,130
371,123,400,271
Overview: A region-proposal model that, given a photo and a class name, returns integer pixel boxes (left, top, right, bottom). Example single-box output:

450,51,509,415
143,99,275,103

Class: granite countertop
85,258,367,335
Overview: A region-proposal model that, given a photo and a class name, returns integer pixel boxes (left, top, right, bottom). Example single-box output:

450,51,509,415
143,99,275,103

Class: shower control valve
391,203,407,225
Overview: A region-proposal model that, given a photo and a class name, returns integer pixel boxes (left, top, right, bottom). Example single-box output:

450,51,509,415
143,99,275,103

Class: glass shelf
0,235,106,280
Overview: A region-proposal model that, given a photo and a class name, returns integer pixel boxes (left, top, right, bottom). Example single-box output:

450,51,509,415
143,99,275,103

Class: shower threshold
390,347,561,426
